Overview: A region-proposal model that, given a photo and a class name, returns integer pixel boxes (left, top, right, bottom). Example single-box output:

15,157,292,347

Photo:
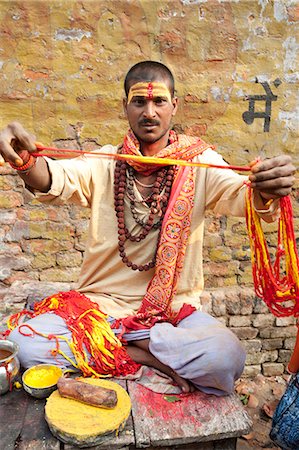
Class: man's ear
172,97,178,116
123,97,128,118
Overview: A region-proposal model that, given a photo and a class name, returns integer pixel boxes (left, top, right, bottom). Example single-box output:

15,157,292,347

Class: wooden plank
141,439,236,450
0,388,29,450
17,396,60,450
128,382,252,448
64,380,135,450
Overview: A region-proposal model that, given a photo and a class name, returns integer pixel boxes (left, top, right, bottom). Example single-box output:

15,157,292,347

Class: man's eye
132,98,145,105
155,97,167,104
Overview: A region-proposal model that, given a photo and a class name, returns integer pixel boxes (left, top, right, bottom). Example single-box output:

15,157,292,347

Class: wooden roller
57,377,117,409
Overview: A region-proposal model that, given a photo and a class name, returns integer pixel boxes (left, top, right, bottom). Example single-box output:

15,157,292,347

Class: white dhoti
9,310,245,396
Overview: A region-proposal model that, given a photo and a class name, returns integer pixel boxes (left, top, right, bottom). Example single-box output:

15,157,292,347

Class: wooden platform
0,379,251,450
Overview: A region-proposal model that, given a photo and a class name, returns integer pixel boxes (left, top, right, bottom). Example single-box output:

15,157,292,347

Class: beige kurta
31,144,278,319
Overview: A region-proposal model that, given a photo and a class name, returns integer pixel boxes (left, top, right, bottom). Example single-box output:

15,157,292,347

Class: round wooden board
45,378,131,448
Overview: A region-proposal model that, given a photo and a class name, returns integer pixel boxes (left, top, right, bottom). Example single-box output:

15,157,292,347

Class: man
0,61,296,395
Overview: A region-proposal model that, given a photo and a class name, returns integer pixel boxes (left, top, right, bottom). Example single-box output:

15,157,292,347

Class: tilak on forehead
127,81,172,104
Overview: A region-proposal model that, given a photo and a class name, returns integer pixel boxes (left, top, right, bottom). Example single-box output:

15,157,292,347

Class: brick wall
0,0,298,376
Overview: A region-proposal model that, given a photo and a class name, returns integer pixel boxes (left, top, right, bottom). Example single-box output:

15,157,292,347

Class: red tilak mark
147,82,153,99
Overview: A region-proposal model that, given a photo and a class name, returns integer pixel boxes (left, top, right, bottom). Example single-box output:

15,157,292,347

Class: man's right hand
0,122,36,166
0,122,51,192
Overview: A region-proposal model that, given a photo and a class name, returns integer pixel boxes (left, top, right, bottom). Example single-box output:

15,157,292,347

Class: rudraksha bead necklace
114,160,174,271
126,166,169,230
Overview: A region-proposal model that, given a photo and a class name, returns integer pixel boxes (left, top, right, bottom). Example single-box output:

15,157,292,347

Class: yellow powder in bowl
24,365,63,388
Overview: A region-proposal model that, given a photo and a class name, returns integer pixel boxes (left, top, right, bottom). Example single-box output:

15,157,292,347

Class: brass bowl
0,340,20,395
22,364,63,399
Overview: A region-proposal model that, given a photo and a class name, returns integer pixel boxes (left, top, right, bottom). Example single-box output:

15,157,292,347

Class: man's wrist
9,153,37,174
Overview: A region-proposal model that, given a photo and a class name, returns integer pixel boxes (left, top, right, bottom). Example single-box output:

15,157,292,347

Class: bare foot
126,341,194,393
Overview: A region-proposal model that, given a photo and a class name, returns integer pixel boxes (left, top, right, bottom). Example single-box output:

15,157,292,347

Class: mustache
138,119,160,126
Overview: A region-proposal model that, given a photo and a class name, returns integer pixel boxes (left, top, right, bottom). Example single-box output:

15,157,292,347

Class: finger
251,175,295,190
250,155,293,173
34,141,44,153
258,187,293,198
8,122,36,152
249,157,261,168
0,137,23,165
0,154,5,166
249,163,296,183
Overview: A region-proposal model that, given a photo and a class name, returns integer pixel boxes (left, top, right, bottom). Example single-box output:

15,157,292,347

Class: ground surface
236,374,288,450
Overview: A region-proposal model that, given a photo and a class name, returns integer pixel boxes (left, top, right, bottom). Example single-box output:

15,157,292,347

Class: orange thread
31,143,252,172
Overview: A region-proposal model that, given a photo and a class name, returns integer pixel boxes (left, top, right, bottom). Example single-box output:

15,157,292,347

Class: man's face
123,78,178,148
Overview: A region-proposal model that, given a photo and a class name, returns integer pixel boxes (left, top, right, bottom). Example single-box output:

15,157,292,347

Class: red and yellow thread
30,143,252,172
6,291,140,378
245,187,299,372
246,188,299,316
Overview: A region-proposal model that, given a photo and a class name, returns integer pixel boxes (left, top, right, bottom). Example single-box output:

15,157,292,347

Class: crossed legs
9,310,246,396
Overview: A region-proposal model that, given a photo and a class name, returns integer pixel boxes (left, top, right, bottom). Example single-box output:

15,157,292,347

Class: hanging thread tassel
246,188,299,317
246,188,299,372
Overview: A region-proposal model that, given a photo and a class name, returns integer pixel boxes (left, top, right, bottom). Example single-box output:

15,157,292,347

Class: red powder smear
133,383,240,429
147,82,153,99
134,385,206,425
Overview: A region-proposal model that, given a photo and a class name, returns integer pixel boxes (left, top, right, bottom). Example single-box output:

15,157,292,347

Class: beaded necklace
133,177,155,189
114,161,175,271
126,166,169,223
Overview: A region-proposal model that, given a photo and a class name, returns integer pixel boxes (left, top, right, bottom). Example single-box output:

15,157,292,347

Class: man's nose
142,101,156,117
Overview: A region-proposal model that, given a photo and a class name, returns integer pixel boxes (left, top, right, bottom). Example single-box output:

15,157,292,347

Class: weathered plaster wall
0,0,298,376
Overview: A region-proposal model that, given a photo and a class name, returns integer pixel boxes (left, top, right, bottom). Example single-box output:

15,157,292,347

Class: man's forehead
127,81,172,104
128,76,172,90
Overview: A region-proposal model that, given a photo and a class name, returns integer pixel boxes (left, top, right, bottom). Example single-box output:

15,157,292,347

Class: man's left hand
249,155,296,201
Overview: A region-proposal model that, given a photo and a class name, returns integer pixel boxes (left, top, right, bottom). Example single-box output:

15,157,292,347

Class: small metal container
0,340,20,395
22,364,64,399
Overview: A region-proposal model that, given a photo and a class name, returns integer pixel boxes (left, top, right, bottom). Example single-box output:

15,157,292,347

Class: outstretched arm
0,122,51,192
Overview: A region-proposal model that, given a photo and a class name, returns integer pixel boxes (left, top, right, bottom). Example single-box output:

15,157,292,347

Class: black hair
124,61,175,97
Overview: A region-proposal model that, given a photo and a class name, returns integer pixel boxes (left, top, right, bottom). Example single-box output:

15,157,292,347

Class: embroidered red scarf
113,129,211,331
